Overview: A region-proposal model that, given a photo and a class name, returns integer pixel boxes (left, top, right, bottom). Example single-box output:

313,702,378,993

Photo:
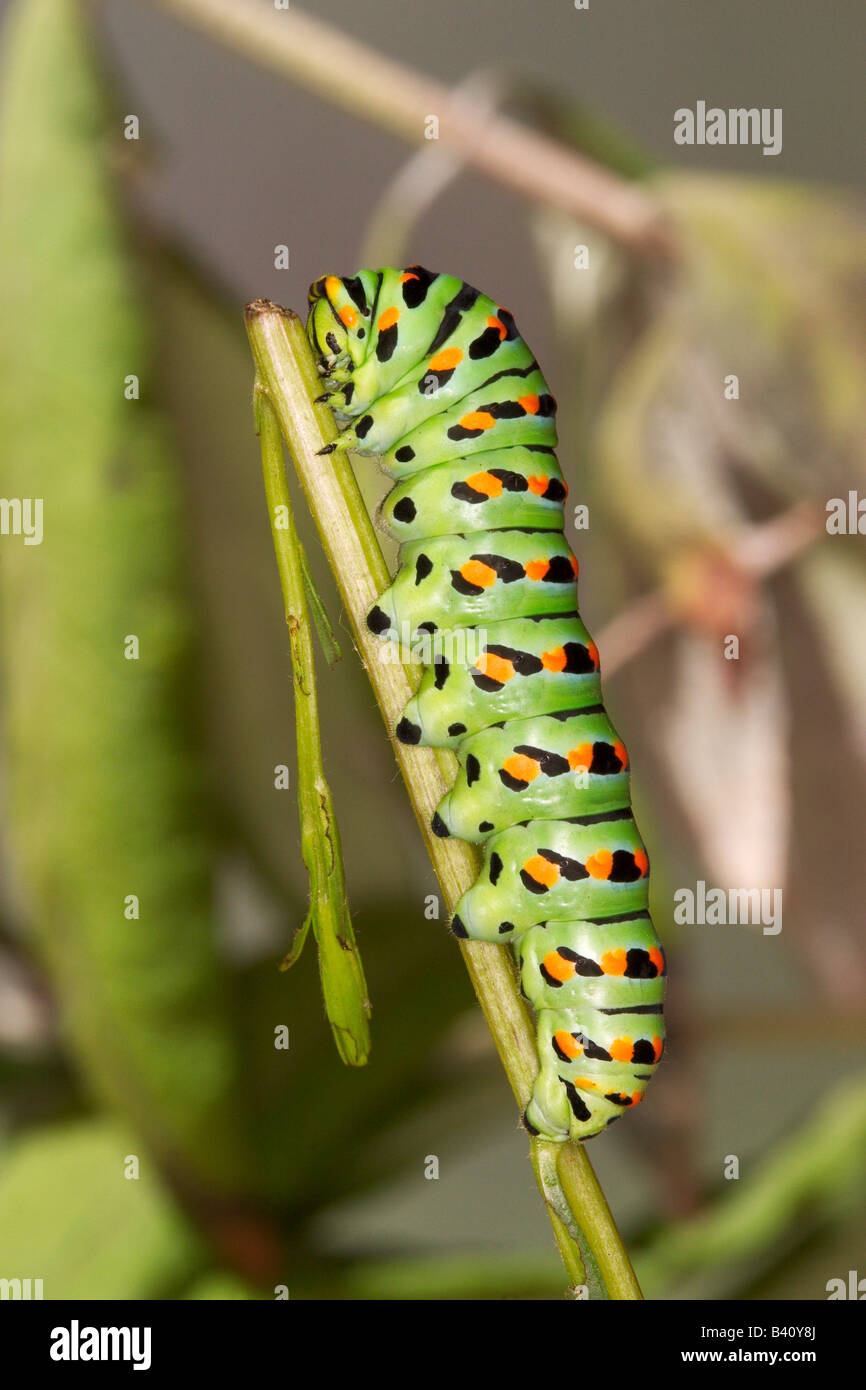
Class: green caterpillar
307,266,665,1141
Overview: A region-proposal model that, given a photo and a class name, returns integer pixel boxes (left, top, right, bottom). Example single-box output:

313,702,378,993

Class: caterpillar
307,266,665,1141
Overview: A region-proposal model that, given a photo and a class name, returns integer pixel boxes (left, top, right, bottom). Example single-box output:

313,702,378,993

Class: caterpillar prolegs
307,266,665,1141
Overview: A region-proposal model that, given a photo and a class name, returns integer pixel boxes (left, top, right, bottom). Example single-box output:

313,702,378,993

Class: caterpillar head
307,273,375,370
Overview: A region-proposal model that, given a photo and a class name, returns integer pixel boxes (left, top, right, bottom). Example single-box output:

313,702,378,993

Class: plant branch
245,297,642,1299
254,379,371,1066
149,0,676,263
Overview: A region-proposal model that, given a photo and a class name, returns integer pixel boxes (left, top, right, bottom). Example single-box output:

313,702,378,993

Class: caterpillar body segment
449,814,650,943
397,612,603,749
380,450,568,540
307,265,665,1141
518,918,665,1138
367,528,580,640
433,708,630,842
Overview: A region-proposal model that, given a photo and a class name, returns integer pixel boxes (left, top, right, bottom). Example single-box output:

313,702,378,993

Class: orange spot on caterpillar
475,651,515,684
324,276,342,297
503,753,540,783
570,554,579,577
465,471,503,498
614,740,628,769
378,306,399,331
487,315,507,339
554,1029,582,1059
542,950,575,983
527,475,550,496
574,1076,598,1090
630,1091,643,1106
428,346,462,372
609,1037,634,1063
633,849,649,877
400,271,419,282
459,411,496,432
652,1036,664,1062
518,393,540,414
587,642,599,669
567,743,593,772
460,559,497,588
525,559,550,581
649,947,665,976
586,849,614,880
523,855,560,889
600,948,627,976
339,305,358,327
541,646,566,672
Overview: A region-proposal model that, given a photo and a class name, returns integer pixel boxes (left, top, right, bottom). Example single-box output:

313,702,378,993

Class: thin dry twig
148,0,677,263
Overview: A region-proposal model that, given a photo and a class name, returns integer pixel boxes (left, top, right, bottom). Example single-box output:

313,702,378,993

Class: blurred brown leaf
661,619,790,889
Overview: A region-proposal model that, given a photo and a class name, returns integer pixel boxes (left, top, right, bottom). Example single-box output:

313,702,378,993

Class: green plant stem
245,298,642,1300
254,379,370,1066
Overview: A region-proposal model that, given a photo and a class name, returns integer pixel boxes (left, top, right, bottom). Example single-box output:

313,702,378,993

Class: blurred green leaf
635,1070,866,1299
341,1248,562,1300
0,1118,204,1299
0,0,245,1190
